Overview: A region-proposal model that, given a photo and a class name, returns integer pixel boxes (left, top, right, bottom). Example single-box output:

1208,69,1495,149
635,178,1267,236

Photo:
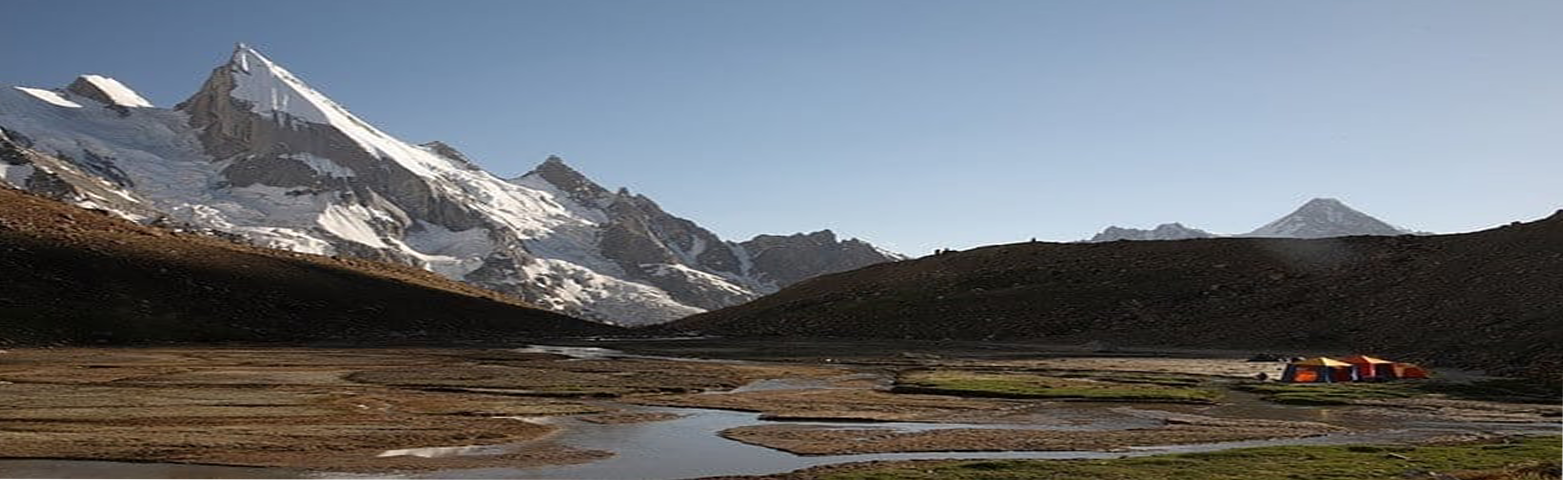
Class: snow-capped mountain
1088,223,1215,242
1086,198,1412,242
1245,198,1410,238
0,44,900,325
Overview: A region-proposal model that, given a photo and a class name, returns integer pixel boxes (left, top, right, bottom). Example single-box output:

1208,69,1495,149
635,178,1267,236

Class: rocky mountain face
1089,223,1215,242
511,157,902,310
737,230,901,288
0,44,900,325
1087,198,1410,242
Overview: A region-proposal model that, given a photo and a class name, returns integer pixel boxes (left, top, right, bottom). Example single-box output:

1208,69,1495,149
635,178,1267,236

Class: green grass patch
1046,370,1211,387
1237,378,1563,406
1417,378,1563,405
1233,382,1423,405
818,436,1563,480
894,370,1222,403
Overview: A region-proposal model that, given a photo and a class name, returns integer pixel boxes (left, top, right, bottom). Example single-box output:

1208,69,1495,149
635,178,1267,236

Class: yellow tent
1293,357,1352,367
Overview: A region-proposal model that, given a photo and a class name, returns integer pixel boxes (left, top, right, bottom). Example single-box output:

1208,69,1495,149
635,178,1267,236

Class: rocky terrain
675,212,1563,381
0,184,617,345
511,157,900,313
1087,198,1411,242
0,44,900,326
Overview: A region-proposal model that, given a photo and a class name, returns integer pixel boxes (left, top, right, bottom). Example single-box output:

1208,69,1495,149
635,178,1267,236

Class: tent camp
1280,357,1356,383
1339,355,1397,381
1281,356,1432,383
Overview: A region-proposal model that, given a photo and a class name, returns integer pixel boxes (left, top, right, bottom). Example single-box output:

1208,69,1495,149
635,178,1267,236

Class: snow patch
317,203,390,249
14,87,82,108
402,222,494,278
520,258,704,326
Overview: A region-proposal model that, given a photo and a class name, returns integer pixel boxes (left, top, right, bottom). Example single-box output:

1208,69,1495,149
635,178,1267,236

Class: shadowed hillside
674,213,1563,380
0,187,620,345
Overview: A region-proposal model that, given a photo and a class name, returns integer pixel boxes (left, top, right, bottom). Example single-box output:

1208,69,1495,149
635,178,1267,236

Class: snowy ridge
0,44,902,325
75,75,154,108
225,46,465,178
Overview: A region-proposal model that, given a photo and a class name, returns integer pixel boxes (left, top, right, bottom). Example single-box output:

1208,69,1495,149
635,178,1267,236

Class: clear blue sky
3,0,1559,254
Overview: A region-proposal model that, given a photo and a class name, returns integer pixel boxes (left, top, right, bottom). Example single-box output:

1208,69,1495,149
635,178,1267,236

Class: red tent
1339,355,1397,381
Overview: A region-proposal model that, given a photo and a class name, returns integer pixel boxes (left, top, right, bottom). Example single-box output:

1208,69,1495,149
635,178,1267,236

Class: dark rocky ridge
675,214,1563,381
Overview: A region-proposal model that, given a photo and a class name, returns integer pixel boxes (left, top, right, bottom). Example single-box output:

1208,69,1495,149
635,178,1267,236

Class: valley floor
0,340,1555,479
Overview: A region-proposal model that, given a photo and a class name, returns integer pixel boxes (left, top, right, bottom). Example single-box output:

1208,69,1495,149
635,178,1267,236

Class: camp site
1280,355,1432,383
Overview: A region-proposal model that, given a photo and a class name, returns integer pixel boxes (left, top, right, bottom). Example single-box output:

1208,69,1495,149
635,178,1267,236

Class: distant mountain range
1088,198,1413,242
676,211,1563,381
0,44,901,325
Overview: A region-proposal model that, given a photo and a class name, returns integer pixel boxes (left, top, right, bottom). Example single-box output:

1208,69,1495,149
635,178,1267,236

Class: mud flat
0,346,840,473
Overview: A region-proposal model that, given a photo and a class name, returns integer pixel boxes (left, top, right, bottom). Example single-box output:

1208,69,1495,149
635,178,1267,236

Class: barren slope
675,213,1563,379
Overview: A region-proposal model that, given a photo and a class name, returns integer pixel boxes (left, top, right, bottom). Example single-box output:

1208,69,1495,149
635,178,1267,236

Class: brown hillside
0,187,620,344
674,213,1563,379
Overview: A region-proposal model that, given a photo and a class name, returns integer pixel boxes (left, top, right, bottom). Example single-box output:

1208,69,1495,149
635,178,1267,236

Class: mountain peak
219,45,336,125
516,155,613,204
1247,198,1408,239
528,155,589,180
1299,197,1347,210
227,43,260,73
200,43,394,144
177,43,456,179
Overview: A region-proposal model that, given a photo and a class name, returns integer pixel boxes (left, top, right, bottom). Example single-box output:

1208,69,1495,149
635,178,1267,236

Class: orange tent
1339,355,1397,381
1391,362,1431,379
1281,357,1355,383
